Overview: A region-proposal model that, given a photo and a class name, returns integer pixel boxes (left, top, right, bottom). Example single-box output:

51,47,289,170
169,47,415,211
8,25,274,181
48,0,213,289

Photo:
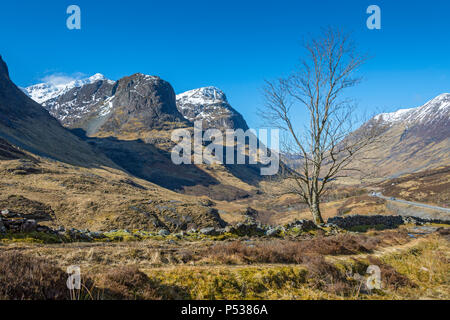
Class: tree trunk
310,193,324,225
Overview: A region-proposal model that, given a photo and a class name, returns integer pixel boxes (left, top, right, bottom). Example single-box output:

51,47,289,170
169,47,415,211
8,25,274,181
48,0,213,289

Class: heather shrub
95,266,162,300
0,251,70,300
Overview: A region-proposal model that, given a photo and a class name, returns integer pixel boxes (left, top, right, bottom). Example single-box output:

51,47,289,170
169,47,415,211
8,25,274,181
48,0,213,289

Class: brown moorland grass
367,257,416,290
379,166,450,207
0,231,446,300
0,251,70,300
94,266,163,300
201,230,410,265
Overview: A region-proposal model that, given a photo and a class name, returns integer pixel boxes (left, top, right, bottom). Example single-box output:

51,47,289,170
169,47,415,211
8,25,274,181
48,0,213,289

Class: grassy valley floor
1,227,448,300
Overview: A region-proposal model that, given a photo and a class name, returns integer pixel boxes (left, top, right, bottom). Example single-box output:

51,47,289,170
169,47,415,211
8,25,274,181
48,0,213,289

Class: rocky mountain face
42,79,116,127
176,86,249,130
20,65,266,199
26,79,250,133
23,73,107,104
359,93,450,177
25,73,187,137
0,57,267,234
0,55,113,167
95,73,186,136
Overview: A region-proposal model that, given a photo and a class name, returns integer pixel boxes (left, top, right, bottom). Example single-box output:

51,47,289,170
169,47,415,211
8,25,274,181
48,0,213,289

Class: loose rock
158,229,170,236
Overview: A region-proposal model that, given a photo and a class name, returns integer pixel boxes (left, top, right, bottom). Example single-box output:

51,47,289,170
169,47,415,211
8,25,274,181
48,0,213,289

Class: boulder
286,219,317,231
199,227,220,236
1,209,12,218
158,229,170,236
229,221,266,237
265,228,281,237
21,219,37,232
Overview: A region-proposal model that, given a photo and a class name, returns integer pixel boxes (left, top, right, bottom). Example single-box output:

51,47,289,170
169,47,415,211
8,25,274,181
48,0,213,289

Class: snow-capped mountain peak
374,93,450,125
423,93,450,111
85,73,106,83
23,73,111,104
175,86,249,130
176,86,227,107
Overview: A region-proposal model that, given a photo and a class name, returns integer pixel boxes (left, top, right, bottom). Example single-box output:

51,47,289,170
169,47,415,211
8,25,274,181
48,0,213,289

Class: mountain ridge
355,93,450,178
0,55,115,167
25,77,250,132
19,64,263,198
23,73,111,104
374,93,449,125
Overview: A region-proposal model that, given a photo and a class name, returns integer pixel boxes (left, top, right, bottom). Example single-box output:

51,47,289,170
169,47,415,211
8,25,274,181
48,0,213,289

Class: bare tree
262,28,384,225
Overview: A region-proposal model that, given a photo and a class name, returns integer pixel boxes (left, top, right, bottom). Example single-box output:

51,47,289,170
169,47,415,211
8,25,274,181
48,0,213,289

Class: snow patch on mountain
98,96,116,117
176,86,227,109
23,73,112,104
374,93,450,125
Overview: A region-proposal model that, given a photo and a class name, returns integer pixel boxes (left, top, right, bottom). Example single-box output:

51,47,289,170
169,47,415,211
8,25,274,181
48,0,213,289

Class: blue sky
1,0,449,129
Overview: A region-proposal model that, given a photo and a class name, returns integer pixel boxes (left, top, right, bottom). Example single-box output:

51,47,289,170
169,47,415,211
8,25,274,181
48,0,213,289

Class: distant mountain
39,78,116,128
20,67,268,198
358,93,450,177
176,86,249,130
25,72,187,137
0,61,231,231
377,93,449,120
23,73,109,104
0,55,114,167
28,79,250,133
